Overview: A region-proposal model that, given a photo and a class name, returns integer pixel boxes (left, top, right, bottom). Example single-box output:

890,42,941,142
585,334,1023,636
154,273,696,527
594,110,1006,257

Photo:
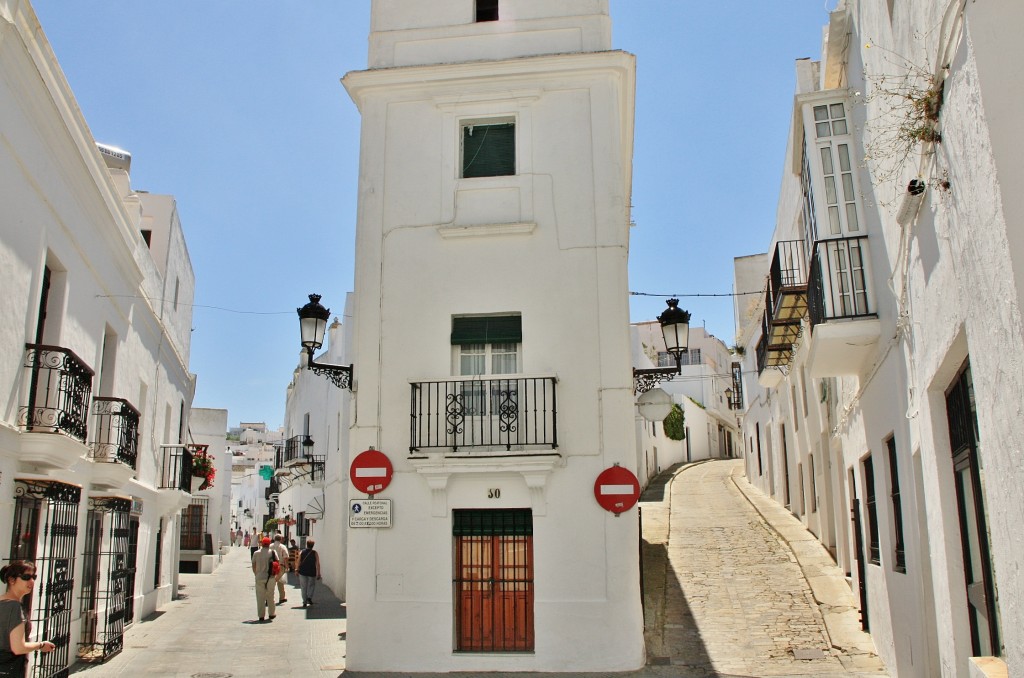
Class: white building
631,323,741,485
733,2,1022,676
334,0,642,671
0,0,207,672
278,310,353,600
186,408,231,572
226,423,280,537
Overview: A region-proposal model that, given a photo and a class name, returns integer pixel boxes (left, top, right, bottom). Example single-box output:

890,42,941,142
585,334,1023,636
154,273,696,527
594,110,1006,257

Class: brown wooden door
456,533,533,651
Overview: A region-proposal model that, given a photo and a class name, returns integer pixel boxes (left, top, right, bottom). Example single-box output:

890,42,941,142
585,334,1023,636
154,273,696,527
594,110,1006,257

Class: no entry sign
350,449,393,495
594,465,640,515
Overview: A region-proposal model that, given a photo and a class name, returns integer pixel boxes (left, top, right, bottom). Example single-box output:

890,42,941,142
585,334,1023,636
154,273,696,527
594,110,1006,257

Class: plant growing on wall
264,518,279,533
861,40,946,195
663,404,686,441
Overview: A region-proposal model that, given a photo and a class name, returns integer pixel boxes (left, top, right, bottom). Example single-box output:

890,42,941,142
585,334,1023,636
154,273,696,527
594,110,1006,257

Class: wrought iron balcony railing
280,435,305,466
410,375,558,453
20,343,94,442
807,236,875,328
158,445,193,492
88,397,140,469
768,240,809,315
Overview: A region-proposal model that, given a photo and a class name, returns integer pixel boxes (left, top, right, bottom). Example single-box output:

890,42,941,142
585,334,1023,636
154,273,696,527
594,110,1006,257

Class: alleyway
68,460,888,678
641,459,887,677
69,547,348,677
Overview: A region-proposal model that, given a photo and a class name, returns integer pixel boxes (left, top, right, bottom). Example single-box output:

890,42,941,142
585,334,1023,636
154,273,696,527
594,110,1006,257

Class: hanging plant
663,404,686,441
190,448,216,490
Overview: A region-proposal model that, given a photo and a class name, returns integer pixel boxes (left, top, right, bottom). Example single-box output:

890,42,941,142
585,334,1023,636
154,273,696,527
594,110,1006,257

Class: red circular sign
594,466,641,514
350,449,393,495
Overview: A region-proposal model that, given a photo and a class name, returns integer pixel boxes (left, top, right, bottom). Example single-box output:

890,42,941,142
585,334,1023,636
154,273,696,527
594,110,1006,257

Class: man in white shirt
272,535,290,604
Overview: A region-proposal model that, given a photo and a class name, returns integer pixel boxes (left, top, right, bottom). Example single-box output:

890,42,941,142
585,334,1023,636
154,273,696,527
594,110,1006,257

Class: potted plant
190,448,216,493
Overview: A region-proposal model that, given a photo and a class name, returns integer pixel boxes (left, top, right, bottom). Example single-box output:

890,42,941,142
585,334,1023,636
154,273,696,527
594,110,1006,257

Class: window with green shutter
462,122,515,178
451,315,522,345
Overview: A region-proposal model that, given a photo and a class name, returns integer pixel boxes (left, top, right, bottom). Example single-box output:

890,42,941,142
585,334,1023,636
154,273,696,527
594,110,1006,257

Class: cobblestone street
65,459,888,678
641,459,887,677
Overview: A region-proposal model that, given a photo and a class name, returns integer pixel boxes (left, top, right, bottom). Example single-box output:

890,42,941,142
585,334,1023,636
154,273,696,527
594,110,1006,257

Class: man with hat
250,537,279,622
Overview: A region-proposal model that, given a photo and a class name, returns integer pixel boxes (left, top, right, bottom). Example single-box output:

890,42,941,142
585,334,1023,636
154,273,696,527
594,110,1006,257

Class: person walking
297,539,321,608
0,561,55,676
271,535,290,605
250,537,278,622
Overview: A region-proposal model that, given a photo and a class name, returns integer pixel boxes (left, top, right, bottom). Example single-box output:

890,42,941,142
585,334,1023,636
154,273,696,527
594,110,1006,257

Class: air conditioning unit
896,179,926,226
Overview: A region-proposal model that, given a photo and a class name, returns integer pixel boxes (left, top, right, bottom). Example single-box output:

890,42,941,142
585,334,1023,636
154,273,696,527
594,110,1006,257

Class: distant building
632,324,740,484
734,2,1022,676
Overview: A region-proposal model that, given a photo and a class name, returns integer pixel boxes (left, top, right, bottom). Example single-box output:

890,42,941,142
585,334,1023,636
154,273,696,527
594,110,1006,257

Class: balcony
277,436,324,486
410,375,558,454
757,241,809,388
806,236,881,377
18,344,94,470
158,445,193,492
87,397,140,489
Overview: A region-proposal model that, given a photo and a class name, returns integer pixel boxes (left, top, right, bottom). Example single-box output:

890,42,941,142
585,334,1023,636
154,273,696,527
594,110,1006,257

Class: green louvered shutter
451,315,522,345
462,123,515,178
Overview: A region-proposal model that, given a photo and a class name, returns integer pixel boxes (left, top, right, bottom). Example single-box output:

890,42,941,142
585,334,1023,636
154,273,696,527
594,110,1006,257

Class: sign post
594,465,641,515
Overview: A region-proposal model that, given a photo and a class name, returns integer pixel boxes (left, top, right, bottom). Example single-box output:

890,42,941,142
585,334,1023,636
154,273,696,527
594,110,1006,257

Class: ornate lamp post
633,298,691,395
297,294,353,389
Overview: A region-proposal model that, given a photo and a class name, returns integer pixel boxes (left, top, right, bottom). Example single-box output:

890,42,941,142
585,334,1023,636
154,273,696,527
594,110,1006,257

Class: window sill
438,221,536,239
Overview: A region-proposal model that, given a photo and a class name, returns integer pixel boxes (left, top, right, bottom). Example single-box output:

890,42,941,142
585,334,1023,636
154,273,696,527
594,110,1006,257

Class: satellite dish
637,388,673,421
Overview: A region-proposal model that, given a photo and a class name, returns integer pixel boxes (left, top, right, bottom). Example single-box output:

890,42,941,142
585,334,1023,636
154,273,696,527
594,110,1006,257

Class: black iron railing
88,397,140,469
11,479,81,678
768,239,808,316
21,344,94,442
755,333,769,376
158,446,193,492
281,435,305,466
411,376,557,452
807,236,874,329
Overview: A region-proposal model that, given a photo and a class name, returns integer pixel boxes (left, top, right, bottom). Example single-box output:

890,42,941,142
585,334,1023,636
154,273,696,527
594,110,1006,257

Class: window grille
10,479,81,678
886,436,906,572
864,456,880,565
181,499,209,551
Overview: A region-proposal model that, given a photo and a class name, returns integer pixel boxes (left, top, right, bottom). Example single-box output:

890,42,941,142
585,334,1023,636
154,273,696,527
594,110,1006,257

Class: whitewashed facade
338,0,642,671
278,311,353,600
734,2,1023,676
188,408,231,571
0,1,209,672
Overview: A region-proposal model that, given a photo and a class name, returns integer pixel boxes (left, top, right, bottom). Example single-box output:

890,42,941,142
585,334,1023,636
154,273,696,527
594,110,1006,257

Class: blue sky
31,2,830,429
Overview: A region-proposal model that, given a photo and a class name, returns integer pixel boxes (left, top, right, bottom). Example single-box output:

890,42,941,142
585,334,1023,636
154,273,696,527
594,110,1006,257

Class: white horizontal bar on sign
355,467,388,478
600,484,635,495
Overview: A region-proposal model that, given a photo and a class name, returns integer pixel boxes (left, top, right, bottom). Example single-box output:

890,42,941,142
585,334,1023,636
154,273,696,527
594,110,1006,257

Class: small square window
476,0,499,22
462,121,515,178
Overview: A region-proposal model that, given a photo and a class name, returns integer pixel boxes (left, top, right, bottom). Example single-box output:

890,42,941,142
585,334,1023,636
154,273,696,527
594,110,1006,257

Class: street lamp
297,294,353,389
633,298,691,395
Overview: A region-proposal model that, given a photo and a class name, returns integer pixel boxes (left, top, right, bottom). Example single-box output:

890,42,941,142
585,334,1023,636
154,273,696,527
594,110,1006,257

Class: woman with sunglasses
0,562,54,676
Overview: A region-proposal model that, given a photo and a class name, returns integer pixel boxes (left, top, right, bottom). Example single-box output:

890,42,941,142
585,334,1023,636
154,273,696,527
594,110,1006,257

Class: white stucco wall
734,2,1024,676
0,2,201,667
340,2,642,671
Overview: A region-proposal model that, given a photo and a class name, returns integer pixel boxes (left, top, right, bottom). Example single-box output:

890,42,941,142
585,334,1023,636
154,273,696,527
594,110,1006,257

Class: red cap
261,537,271,545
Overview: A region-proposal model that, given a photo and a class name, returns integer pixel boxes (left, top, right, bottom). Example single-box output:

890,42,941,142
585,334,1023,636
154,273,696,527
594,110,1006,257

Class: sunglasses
16,574,36,581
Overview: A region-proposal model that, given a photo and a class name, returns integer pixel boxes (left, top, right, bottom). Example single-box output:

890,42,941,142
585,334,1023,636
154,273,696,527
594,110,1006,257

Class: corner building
342,0,642,671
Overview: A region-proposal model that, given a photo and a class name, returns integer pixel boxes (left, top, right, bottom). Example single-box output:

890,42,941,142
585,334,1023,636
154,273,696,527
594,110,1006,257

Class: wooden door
455,533,533,651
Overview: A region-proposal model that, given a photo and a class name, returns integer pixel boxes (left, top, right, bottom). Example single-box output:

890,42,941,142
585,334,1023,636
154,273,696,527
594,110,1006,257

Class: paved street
69,549,348,677
70,459,887,678
641,459,887,677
